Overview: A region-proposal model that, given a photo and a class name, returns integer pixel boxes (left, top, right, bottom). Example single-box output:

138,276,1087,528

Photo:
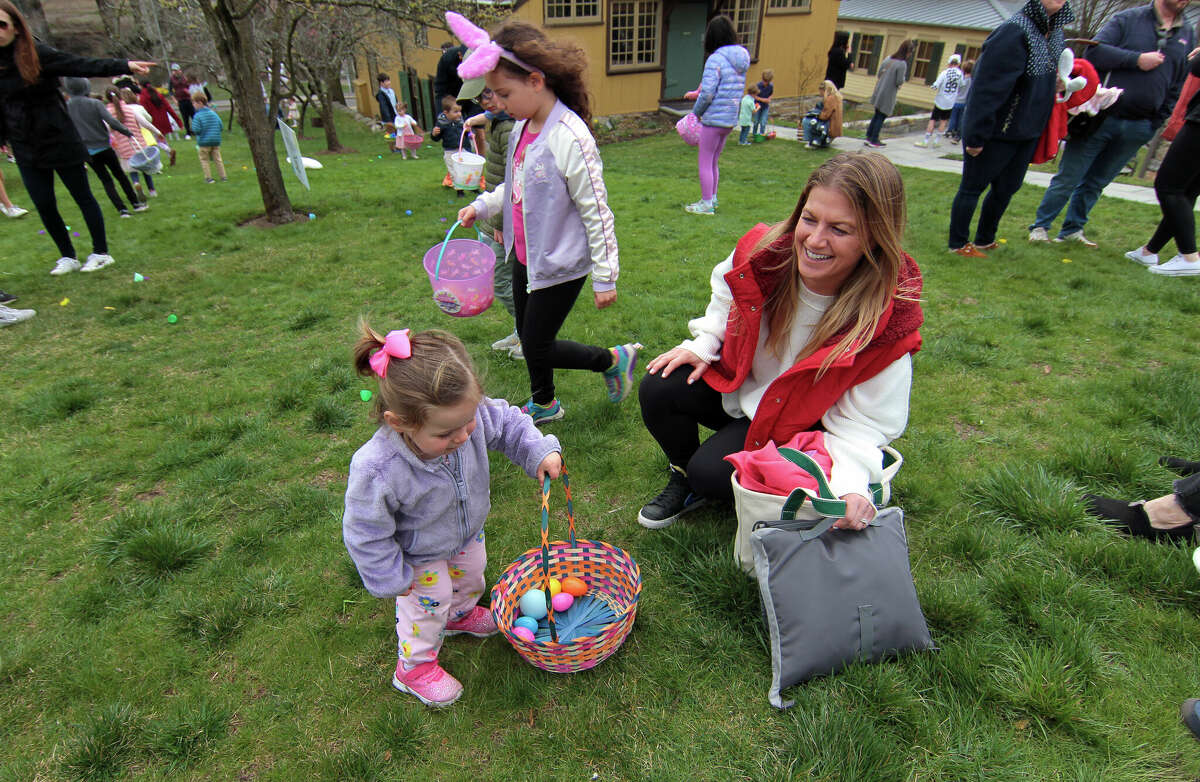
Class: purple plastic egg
512,626,536,642
551,592,574,612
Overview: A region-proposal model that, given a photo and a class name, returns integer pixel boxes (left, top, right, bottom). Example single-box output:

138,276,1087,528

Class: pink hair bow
446,11,541,79
369,329,412,378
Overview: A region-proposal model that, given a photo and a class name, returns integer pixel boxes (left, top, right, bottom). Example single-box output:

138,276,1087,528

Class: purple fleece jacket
343,397,560,598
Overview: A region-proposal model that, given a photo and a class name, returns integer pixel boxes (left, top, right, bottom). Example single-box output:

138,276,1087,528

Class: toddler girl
342,325,563,707
452,13,638,424
392,102,422,159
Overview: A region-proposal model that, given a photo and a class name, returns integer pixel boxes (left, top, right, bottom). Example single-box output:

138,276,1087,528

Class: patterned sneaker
637,469,707,529
602,343,641,403
0,304,36,327
2,205,28,218
520,398,565,425
1028,227,1050,242
445,606,499,637
491,330,521,352
684,200,715,215
392,660,463,707
1055,230,1098,248
81,253,115,272
50,257,80,276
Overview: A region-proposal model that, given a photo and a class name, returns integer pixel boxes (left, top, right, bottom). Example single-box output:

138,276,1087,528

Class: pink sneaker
392,660,463,707
444,605,499,637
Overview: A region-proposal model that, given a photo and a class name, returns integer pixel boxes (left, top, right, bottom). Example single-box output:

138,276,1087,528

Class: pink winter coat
107,102,159,160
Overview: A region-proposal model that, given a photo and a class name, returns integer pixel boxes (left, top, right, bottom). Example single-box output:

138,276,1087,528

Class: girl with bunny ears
451,13,639,426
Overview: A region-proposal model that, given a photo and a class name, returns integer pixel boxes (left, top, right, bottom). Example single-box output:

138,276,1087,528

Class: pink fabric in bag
676,113,701,146
724,431,834,497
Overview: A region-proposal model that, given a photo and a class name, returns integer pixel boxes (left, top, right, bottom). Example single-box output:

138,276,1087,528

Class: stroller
800,104,831,149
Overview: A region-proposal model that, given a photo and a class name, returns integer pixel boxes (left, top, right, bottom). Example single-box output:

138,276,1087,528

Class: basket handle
539,467,577,643
432,219,468,283
457,125,477,156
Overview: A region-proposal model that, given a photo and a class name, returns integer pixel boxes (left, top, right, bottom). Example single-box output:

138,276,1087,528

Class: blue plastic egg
519,589,548,619
514,616,539,632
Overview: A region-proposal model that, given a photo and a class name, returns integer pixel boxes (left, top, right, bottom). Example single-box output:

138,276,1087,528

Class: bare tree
1069,0,1140,41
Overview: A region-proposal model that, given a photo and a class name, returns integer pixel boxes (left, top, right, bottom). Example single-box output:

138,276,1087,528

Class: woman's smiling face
792,185,866,295
0,9,18,48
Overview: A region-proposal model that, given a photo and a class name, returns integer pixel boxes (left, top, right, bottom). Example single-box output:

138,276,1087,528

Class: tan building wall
355,0,838,119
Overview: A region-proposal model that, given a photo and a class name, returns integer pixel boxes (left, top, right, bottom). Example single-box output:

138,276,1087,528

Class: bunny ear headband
446,11,543,80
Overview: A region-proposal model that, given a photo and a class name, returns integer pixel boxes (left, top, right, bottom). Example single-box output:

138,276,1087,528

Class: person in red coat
636,151,923,531
138,81,179,164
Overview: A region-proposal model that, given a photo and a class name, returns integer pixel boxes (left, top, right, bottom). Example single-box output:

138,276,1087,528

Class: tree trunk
316,82,341,151
199,0,294,223
24,0,52,43
328,73,345,105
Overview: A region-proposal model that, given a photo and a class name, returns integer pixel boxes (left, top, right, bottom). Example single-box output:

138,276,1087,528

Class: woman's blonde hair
820,80,842,100
757,151,915,376
352,322,483,427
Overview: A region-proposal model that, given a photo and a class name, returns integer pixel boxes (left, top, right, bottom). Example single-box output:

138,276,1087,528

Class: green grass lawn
3,110,1200,781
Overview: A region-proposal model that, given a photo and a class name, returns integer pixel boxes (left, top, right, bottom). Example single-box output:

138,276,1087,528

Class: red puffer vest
703,223,924,451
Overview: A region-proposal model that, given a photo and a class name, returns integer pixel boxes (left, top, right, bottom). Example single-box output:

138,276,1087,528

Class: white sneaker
0,304,36,326
1028,227,1050,242
81,253,115,272
510,343,524,360
1055,230,1098,248
491,331,521,352
2,204,28,218
1124,248,1158,266
1149,256,1200,276
50,257,80,275
914,139,932,148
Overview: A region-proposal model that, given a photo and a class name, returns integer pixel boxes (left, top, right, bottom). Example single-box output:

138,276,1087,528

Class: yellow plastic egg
548,578,561,596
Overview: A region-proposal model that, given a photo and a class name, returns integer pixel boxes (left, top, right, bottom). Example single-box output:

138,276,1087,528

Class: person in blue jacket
684,15,749,216
946,0,1074,258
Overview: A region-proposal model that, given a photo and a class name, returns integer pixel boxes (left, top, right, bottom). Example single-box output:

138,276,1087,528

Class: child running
190,92,226,183
343,325,563,707
451,13,637,424
915,53,964,148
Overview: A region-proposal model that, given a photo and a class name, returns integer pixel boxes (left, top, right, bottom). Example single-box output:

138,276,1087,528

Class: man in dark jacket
1029,0,1195,247
948,0,1074,256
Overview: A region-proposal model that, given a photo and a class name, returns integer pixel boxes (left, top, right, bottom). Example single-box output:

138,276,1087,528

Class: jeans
802,117,830,147
751,104,769,136
1032,116,1155,237
947,103,966,136
948,137,1039,249
1146,121,1200,256
638,368,750,502
512,262,611,405
18,162,107,257
865,109,887,144
739,125,751,144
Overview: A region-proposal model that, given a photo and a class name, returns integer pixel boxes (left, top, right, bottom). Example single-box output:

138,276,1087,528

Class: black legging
512,262,611,406
178,98,195,135
1146,121,1200,256
18,162,107,258
638,368,751,502
86,148,141,212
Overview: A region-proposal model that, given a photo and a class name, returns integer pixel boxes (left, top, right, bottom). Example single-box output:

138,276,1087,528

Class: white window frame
608,0,661,72
545,0,602,26
766,0,811,14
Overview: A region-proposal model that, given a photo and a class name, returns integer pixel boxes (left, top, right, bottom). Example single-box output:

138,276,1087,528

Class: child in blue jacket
189,92,225,183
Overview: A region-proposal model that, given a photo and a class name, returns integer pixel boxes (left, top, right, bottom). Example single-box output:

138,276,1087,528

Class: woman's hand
646,347,709,384
965,146,983,157
537,452,564,482
594,289,616,309
128,61,155,75
684,90,700,100
457,205,477,228
831,494,876,531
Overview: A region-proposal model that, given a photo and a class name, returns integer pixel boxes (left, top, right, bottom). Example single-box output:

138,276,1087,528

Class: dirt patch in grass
594,112,676,144
238,212,314,228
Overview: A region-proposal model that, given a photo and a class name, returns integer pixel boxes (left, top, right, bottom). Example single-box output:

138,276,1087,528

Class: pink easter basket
676,113,701,146
421,219,495,317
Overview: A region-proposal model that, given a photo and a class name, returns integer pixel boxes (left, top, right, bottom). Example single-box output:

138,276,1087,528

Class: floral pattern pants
394,532,487,667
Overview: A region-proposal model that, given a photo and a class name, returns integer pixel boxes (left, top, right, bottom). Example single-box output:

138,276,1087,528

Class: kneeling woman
637,152,923,531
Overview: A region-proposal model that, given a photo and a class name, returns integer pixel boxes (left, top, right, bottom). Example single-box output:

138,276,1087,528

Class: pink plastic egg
512,626,536,642
551,592,574,612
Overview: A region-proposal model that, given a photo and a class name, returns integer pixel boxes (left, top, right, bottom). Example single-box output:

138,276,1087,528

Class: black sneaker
0,290,15,304
637,470,706,529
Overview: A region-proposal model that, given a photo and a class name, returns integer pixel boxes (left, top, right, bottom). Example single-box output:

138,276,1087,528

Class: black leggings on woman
1146,121,1200,256
512,262,611,406
87,148,141,212
18,162,107,258
638,368,751,503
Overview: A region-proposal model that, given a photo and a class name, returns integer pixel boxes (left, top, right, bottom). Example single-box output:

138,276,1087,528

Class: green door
663,2,709,101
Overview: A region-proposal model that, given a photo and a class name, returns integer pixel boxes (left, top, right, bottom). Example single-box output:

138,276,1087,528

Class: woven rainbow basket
491,472,641,673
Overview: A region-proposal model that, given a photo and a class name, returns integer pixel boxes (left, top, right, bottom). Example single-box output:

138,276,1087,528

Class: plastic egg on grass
548,578,562,597
551,592,574,612
518,589,547,619
512,626,536,642
561,577,587,597
514,616,539,633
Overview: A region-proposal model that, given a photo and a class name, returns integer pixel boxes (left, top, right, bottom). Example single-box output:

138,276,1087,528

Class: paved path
768,124,1166,208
